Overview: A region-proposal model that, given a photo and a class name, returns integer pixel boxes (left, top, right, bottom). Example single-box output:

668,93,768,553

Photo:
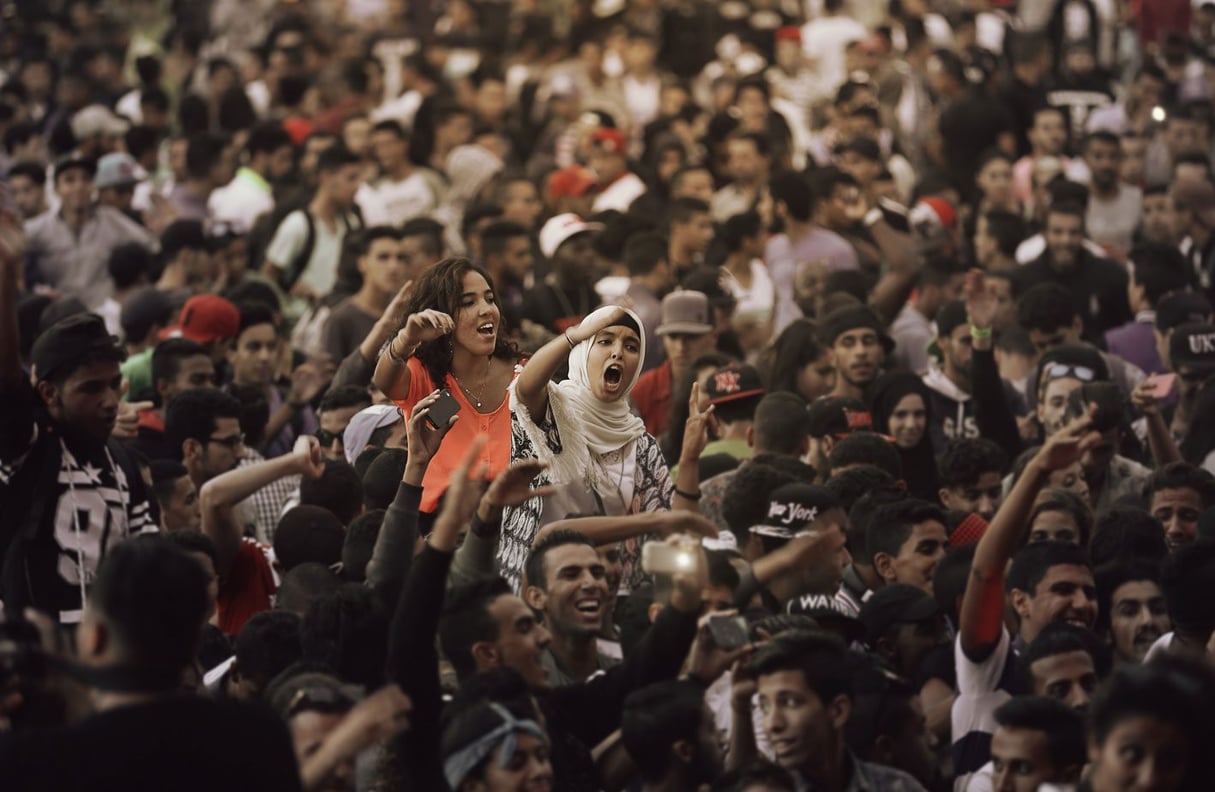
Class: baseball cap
752,482,839,540
1170,322,1215,372
343,404,403,464
547,166,597,199
655,291,713,337
31,313,125,383
1172,179,1215,227
775,26,802,44
1156,291,1213,333
160,294,240,344
538,213,604,258
818,304,895,353
704,363,765,406
94,152,142,189
589,126,627,155
120,287,175,341
807,396,873,439
785,591,866,644
53,153,96,182
859,583,941,647
71,104,130,140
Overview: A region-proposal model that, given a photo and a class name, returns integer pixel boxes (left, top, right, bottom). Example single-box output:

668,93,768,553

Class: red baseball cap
547,166,598,199
775,26,801,44
161,294,240,344
589,127,627,155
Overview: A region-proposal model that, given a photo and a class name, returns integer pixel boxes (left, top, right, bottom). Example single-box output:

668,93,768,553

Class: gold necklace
452,357,492,409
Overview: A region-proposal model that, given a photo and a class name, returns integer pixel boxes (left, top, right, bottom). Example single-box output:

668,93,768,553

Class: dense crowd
3,0,1215,790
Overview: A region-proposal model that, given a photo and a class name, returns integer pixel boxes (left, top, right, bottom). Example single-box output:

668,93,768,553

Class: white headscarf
512,306,648,487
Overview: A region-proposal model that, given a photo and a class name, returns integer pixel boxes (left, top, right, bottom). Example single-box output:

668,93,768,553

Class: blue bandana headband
443,703,548,788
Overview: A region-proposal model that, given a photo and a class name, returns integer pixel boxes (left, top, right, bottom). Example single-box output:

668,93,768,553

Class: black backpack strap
282,209,316,291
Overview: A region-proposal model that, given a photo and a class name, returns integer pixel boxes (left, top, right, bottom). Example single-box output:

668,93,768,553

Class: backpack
281,205,364,292
249,198,364,291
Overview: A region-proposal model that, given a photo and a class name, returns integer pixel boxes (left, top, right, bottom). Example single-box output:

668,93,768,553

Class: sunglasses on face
315,428,342,447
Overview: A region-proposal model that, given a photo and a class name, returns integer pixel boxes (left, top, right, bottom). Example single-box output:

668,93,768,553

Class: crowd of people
3,0,1215,790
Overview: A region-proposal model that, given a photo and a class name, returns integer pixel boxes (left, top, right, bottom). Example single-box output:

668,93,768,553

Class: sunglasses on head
1043,363,1096,382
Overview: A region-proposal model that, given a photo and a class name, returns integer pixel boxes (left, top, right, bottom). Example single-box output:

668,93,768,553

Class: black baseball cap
705,363,765,405
1170,323,1215,372
785,591,866,644
859,583,941,647
1157,292,1212,333
818,304,895,353
53,153,97,182
807,396,873,439
752,482,840,539
31,313,125,383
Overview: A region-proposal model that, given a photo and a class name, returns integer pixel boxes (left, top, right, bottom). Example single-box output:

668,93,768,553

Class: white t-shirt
801,16,867,94
266,210,347,298
209,168,275,234
591,172,647,214
356,173,439,227
722,259,775,324
952,627,1016,784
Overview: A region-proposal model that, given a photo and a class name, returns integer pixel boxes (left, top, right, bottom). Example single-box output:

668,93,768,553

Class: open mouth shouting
602,363,624,394
574,595,603,624
476,321,496,340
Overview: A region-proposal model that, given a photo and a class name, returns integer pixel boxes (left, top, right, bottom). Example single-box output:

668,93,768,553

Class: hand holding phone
707,614,750,650
425,389,461,429
1146,373,1176,400
641,542,698,576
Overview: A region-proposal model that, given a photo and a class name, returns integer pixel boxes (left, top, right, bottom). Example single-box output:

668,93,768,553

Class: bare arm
533,510,717,549
262,363,328,453
959,409,1099,660
1133,379,1183,466
673,382,715,515
199,435,323,574
867,218,920,326
371,308,452,401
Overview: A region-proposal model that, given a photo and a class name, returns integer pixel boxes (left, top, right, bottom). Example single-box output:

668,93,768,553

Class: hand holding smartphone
1145,373,1177,400
425,389,461,429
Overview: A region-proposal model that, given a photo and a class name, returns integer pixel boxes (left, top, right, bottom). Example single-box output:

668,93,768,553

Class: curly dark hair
400,257,520,389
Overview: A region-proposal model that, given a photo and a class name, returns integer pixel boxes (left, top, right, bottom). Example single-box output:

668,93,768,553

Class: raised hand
686,610,756,686
289,362,329,405
679,381,717,465
380,279,414,330
292,434,325,479
399,309,455,347
963,268,997,331
659,510,720,540
0,205,24,268
1035,403,1101,472
568,297,636,345
483,459,555,512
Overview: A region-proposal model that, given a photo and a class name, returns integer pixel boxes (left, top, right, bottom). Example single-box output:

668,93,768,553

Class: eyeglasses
1043,363,1097,382
208,433,245,449
315,428,341,447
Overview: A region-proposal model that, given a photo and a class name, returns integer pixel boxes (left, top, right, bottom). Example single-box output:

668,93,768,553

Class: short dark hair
356,225,402,257
246,121,293,157
1023,622,1108,677
938,438,1009,489
1006,541,1091,596
866,499,947,567
299,460,364,526
846,486,907,567
163,529,219,570
481,220,529,258
300,583,388,688
1160,539,1215,633
440,576,513,680
107,243,154,290
751,392,811,456
720,211,763,253
845,656,920,761
149,459,189,508
1029,489,1094,547
274,505,345,572
710,761,795,792
361,448,407,511
276,562,340,616
234,610,302,692
164,387,242,459
89,536,209,671
525,529,595,592
399,217,444,256
753,630,852,704
621,680,710,781
769,171,813,222
341,509,383,583
1145,461,1215,509
668,196,711,228
1130,243,1193,307
825,465,898,514
1017,282,1077,332
152,338,208,390
1094,560,1163,636
370,118,407,139
185,132,230,180
983,209,1028,258
1089,656,1211,752
1081,130,1120,153
1089,508,1168,567
624,232,669,277
993,696,1087,769
828,433,902,480
316,143,361,173
318,384,371,414
235,300,277,339
6,160,45,184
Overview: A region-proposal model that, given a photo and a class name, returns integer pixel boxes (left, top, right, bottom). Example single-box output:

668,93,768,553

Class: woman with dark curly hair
373,257,521,513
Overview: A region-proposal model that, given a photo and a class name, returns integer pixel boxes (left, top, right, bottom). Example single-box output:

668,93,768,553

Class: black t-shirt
0,694,302,792
937,92,1016,200
1011,250,1132,344
522,280,599,335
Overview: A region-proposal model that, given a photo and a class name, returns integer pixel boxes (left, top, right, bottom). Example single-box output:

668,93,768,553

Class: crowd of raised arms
7,0,1215,790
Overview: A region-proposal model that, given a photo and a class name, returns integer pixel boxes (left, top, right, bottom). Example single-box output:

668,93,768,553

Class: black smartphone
425,389,461,429
707,614,749,651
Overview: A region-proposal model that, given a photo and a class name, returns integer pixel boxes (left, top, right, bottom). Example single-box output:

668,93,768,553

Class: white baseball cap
538,213,603,259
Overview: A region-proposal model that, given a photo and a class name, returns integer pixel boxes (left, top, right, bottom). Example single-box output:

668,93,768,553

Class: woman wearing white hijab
497,303,673,593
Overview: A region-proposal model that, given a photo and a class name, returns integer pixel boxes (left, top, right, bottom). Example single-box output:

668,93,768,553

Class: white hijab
513,306,648,487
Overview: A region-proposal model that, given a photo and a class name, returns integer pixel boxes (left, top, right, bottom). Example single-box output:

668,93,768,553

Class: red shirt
217,539,276,635
631,359,673,437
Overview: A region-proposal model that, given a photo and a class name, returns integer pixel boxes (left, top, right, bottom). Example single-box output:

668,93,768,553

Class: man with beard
621,680,722,791
1011,202,1132,343
819,305,892,401
1095,561,1171,666
1081,131,1142,260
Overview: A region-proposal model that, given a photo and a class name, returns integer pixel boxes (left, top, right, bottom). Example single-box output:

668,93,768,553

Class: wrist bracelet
564,332,576,349
970,326,993,340
675,487,702,501
382,337,418,364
